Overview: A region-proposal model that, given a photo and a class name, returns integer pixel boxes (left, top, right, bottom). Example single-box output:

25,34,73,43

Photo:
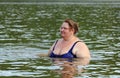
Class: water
0,1,120,78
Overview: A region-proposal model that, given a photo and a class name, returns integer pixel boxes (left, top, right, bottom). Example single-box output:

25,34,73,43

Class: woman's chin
60,35,65,38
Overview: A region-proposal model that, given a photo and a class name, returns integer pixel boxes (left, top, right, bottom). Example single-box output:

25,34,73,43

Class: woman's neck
62,35,75,42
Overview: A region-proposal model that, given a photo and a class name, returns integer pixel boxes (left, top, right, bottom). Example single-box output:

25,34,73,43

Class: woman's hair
64,19,79,34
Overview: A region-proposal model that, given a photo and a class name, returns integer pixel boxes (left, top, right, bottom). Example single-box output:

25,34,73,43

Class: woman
48,19,91,59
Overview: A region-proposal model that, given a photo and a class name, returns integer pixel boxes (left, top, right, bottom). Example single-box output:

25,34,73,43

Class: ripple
0,25,5,29
31,66,61,70
0,3,119,78
0,70,42,77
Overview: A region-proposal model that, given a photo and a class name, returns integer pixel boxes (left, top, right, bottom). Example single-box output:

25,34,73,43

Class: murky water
0,1,120,78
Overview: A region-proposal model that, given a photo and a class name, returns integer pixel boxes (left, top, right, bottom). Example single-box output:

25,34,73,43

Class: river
0,1,120,78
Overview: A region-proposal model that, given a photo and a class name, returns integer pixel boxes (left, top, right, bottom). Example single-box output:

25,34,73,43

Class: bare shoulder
49,39,61,51
75,41,88,48
73,40,91,58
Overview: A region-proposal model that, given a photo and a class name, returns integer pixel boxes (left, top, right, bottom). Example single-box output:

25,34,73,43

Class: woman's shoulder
74,39,91,58
75,39,88,48
52,39,62,46
75,38,83,43
55,39,63,43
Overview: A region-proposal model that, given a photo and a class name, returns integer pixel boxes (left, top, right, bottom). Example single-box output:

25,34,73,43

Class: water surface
0,1,120,78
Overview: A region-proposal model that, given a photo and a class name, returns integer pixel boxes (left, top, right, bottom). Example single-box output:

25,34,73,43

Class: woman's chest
53,43,72,55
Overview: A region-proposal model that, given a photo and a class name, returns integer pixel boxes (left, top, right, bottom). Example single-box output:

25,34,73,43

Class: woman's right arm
48,40,57,56
37,41,55,57
37,40,58,57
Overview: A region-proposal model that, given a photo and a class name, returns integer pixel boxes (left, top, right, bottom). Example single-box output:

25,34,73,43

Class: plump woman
48,19,91,60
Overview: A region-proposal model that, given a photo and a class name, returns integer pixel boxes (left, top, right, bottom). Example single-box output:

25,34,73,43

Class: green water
0,1,120,78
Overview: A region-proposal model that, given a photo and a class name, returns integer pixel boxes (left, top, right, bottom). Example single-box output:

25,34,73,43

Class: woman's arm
75,42,90,58
73,42,91,65
37,41,57,57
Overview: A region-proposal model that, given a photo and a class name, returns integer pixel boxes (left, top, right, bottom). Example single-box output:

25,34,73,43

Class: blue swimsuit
49,40,81,58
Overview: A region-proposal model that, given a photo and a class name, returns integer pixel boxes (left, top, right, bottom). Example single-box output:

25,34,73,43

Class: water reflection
51,58,90,78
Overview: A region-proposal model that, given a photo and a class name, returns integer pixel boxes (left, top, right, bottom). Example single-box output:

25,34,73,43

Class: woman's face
60,22,73,38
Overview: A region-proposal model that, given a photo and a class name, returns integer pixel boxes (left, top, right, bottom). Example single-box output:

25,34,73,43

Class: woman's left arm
73,42,91,64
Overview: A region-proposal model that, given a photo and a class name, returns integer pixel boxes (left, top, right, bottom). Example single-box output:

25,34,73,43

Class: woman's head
64,19,79,34
60,19,79,38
